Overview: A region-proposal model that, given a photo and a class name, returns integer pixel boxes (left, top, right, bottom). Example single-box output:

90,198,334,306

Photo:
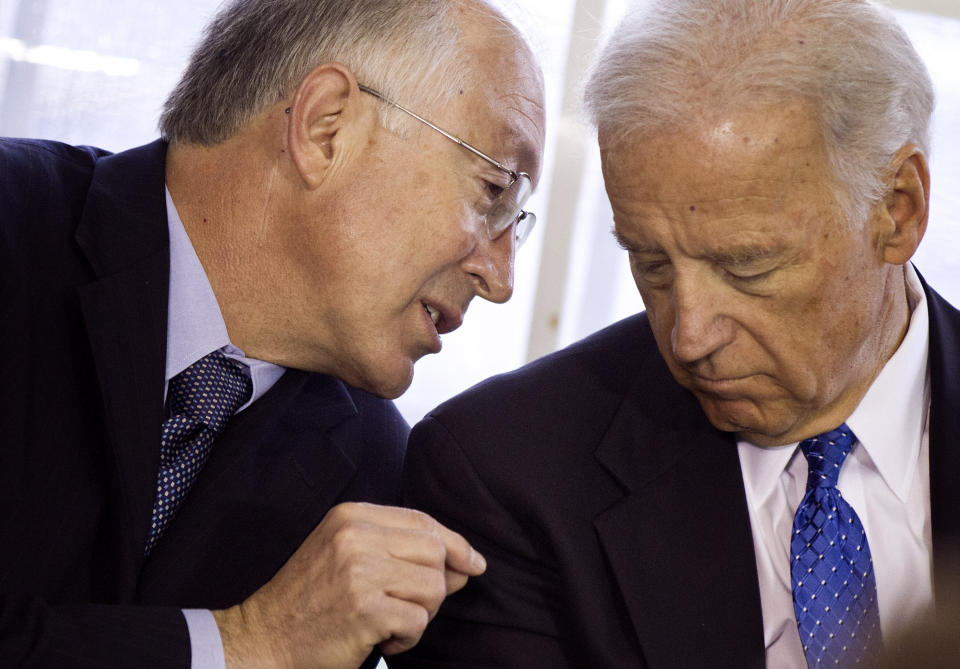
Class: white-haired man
396,1,956,667
0,0,544,667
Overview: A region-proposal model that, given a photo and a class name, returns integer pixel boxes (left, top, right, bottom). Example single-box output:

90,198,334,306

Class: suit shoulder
0,138,110,178
422,313,655,443
0,139,110,225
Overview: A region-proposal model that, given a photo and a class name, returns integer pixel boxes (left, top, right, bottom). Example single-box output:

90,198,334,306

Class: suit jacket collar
921,277,960,583
593,332,765,668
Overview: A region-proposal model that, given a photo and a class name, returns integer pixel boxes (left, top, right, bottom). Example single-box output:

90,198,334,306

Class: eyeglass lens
487,173,535,246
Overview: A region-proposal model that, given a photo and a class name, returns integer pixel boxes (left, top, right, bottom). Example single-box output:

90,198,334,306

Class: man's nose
464,229,515,304
669,275,733,364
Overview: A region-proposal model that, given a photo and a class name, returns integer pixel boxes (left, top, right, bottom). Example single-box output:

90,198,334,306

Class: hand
212,502,486,669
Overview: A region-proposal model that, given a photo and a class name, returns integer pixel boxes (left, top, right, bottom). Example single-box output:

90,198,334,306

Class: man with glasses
0,0,543,667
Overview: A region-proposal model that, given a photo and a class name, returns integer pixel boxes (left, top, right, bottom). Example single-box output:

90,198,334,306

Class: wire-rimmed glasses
358,84,537,247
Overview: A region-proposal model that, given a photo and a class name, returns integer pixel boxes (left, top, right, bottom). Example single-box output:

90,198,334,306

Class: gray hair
584,0,935,224
160,0,470,145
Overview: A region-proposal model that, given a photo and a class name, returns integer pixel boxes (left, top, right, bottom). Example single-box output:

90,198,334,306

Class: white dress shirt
165,187,284,669
737,264,933,668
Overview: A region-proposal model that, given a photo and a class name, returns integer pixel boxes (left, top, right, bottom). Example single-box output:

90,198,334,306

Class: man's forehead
604,98,821,154
441,64,545,183
453,3,546,180
495,89,546,179
602,103,828,195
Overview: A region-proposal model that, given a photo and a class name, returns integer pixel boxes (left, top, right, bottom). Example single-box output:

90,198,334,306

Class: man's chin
695,395,796,447
355,361,416,400
362,373,413,400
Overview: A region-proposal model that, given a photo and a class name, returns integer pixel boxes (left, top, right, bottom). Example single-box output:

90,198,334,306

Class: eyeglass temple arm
357,84,519,179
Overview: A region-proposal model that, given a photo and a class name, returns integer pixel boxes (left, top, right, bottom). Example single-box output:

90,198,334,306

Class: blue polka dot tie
791,424,881,667
144,350,252,556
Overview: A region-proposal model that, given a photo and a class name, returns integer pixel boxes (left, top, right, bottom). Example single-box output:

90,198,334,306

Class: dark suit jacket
0,138,409,667
395,281,960,668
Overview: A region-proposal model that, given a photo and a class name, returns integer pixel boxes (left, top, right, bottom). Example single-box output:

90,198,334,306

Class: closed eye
630,256,674,288
724,267,775,282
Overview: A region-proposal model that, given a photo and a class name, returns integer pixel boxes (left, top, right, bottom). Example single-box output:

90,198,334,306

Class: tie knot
799,423,856,489
167,350,252,435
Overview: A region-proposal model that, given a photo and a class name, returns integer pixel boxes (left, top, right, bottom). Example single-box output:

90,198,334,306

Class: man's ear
874,144,930,265
286,64,368,190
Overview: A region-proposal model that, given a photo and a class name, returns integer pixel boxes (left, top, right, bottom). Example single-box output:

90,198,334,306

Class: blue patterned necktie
791,424,881,667
144,350,252,556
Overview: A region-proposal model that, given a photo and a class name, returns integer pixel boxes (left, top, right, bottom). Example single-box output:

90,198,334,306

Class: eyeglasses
358,84,537,247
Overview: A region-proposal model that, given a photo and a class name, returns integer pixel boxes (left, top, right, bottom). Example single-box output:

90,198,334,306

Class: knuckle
407,508,439,532
330,501,363,521
423,527,445,550
342,574,378,617
413,531,446,568
331,520,367,554
411,605,430,633
340,547,370,581
323,503,349,528
425,573,448,610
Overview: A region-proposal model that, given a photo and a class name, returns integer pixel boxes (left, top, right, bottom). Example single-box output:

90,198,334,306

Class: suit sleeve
389,415,574,668
0,592,190,667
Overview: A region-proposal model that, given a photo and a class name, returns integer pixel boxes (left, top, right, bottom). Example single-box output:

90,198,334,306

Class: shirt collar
164,187,232,383
739,264,930,505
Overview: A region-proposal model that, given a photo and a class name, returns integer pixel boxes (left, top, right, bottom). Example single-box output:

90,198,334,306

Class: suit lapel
594,347,765,667
75,140,171,598
922,280,960,581
136,371,362,606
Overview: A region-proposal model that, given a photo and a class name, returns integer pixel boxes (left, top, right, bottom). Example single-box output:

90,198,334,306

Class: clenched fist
213,502,486,669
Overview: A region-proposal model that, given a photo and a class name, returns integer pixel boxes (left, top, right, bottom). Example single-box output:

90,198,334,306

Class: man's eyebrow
707,244,788,265
611,229,663,254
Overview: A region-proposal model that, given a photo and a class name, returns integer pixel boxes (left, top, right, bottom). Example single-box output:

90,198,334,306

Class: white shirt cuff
182,609,226,669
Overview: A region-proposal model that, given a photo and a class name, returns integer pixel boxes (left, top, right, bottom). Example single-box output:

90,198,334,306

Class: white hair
161,0,473,144
584,0,935,224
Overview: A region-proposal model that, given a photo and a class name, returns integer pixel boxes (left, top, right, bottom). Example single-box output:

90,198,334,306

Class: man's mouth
420,300,464,336
424,303,440,326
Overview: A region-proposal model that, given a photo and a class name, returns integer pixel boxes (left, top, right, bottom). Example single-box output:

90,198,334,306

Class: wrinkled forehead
600,101,830,192
446,5,546,182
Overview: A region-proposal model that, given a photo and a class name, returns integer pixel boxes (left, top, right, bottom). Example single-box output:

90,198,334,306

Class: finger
380,633,423,657
332,503,487,576
383,523,486,577
368,596,432,656
378,555,475,614
444,567,470,596
382,561,448,615
434,524,486,576
325,502,443,531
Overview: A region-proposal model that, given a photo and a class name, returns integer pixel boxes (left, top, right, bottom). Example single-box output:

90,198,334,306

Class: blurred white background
2,0,957,426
